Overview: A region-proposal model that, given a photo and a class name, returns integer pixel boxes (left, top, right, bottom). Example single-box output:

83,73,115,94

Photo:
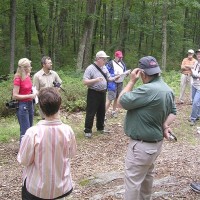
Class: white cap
188,49,194,54
96,51,110,58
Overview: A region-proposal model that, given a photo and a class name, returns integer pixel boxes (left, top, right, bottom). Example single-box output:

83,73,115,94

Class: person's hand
130,68,141,82
163,126,172,140
96,77,104,82
114,75,121,81
30,93,37,99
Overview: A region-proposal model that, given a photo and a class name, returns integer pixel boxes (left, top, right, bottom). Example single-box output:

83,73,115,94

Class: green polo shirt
120,76,176,142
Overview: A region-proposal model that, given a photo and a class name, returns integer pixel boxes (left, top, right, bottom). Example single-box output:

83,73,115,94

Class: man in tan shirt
179,49,196,103
33,56,62,118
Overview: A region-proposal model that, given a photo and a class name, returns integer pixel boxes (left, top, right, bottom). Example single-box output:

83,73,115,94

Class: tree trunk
103,3,107,48
76,0,96,72
48,1,54,58
33,3,44,55
92,0,102,57
9,0,16,73
138,1,145,58
52,0,58,64
119,0,131,55
161,0,167,71
24,0,32,59
108,0,114,45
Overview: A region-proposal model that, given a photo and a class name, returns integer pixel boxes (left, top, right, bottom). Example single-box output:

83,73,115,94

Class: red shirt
13,76,32,102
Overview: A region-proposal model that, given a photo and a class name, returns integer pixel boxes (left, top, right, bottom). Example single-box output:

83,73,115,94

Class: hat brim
143,66,161,75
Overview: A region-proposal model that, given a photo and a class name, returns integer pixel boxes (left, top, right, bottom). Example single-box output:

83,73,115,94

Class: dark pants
84,89,106,133
22,179,73,200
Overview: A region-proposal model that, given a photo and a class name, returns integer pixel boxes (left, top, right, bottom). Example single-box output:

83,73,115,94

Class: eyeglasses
100,57,107,62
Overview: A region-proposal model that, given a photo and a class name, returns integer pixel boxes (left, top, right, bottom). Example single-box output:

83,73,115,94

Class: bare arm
83,77,104,86
163,113,176,139
13,85,36,100
117,68,141,108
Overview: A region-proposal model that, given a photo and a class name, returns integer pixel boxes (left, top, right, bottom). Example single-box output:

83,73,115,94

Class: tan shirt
181,57,197,75
33,69,62,91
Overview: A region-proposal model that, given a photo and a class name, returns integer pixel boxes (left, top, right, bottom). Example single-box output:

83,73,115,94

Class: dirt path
1,103,200,199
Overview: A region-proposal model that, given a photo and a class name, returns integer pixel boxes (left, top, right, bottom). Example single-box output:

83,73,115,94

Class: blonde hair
14,58,31,80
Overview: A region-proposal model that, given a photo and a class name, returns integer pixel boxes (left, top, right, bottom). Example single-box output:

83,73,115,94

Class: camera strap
93,63,108,82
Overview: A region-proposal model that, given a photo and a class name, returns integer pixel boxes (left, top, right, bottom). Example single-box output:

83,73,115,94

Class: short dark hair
41,56,51,66
38,87,61,117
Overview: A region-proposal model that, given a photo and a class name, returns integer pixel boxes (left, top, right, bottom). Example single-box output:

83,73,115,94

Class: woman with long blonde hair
13,58,36,143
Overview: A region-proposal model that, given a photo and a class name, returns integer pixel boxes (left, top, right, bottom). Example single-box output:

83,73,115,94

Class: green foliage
58,70,87,112
162,70,181,97
0,75,16,116
79,178,90,186
0,69,186,143
0,116,19,142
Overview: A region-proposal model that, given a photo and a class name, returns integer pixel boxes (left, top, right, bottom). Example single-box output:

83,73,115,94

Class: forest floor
1,100,200,200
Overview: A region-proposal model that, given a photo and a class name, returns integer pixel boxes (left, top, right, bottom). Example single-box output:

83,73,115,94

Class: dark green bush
0,70,87,117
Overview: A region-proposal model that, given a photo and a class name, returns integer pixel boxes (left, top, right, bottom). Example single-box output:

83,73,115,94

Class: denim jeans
190,86,200,121
16,101,34,143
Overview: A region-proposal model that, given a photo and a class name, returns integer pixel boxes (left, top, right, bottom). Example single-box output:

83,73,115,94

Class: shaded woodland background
1,0,200,75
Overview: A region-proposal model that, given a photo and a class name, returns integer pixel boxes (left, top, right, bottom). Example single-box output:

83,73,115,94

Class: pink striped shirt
17,119,77,199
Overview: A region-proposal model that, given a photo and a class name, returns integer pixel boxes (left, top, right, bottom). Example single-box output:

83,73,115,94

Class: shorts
107,82,123,101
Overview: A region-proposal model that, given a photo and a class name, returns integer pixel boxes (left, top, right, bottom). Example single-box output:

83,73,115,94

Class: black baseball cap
139,56,161,75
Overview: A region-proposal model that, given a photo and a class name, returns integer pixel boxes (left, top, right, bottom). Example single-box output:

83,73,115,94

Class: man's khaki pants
179,74,192,102
124,139,163,200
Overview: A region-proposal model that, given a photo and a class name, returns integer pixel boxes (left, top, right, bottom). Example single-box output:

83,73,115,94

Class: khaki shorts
107,82,123,101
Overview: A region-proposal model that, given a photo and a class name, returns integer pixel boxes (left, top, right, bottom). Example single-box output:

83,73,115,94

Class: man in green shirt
118,56,176,200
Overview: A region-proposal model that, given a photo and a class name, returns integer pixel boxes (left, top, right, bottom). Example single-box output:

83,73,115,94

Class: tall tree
92,0,102,57
76,0,97,71
119,0,131,54
48,1,54,58
24,0,32,59
161,0,167,71
33,2,44,55
138,1,145,58
9,0,16,73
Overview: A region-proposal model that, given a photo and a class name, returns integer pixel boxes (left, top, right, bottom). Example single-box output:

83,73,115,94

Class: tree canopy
0,0,200,74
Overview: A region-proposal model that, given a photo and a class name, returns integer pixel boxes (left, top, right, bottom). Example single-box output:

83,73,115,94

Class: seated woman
17,87,77,200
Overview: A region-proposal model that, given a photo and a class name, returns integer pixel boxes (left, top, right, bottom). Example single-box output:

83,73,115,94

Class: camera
5,100,19,109
53,81,61,88
168,132,177,142
53,81,65,92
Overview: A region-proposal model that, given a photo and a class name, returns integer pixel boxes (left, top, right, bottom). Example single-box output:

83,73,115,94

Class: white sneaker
84,132,92,138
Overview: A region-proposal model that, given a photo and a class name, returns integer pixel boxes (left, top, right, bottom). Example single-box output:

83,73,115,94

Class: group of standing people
15,49,200,199
179,49,200,193
83,51,176,200
179,49,200,126
13,56,63,142
13,56,76,199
